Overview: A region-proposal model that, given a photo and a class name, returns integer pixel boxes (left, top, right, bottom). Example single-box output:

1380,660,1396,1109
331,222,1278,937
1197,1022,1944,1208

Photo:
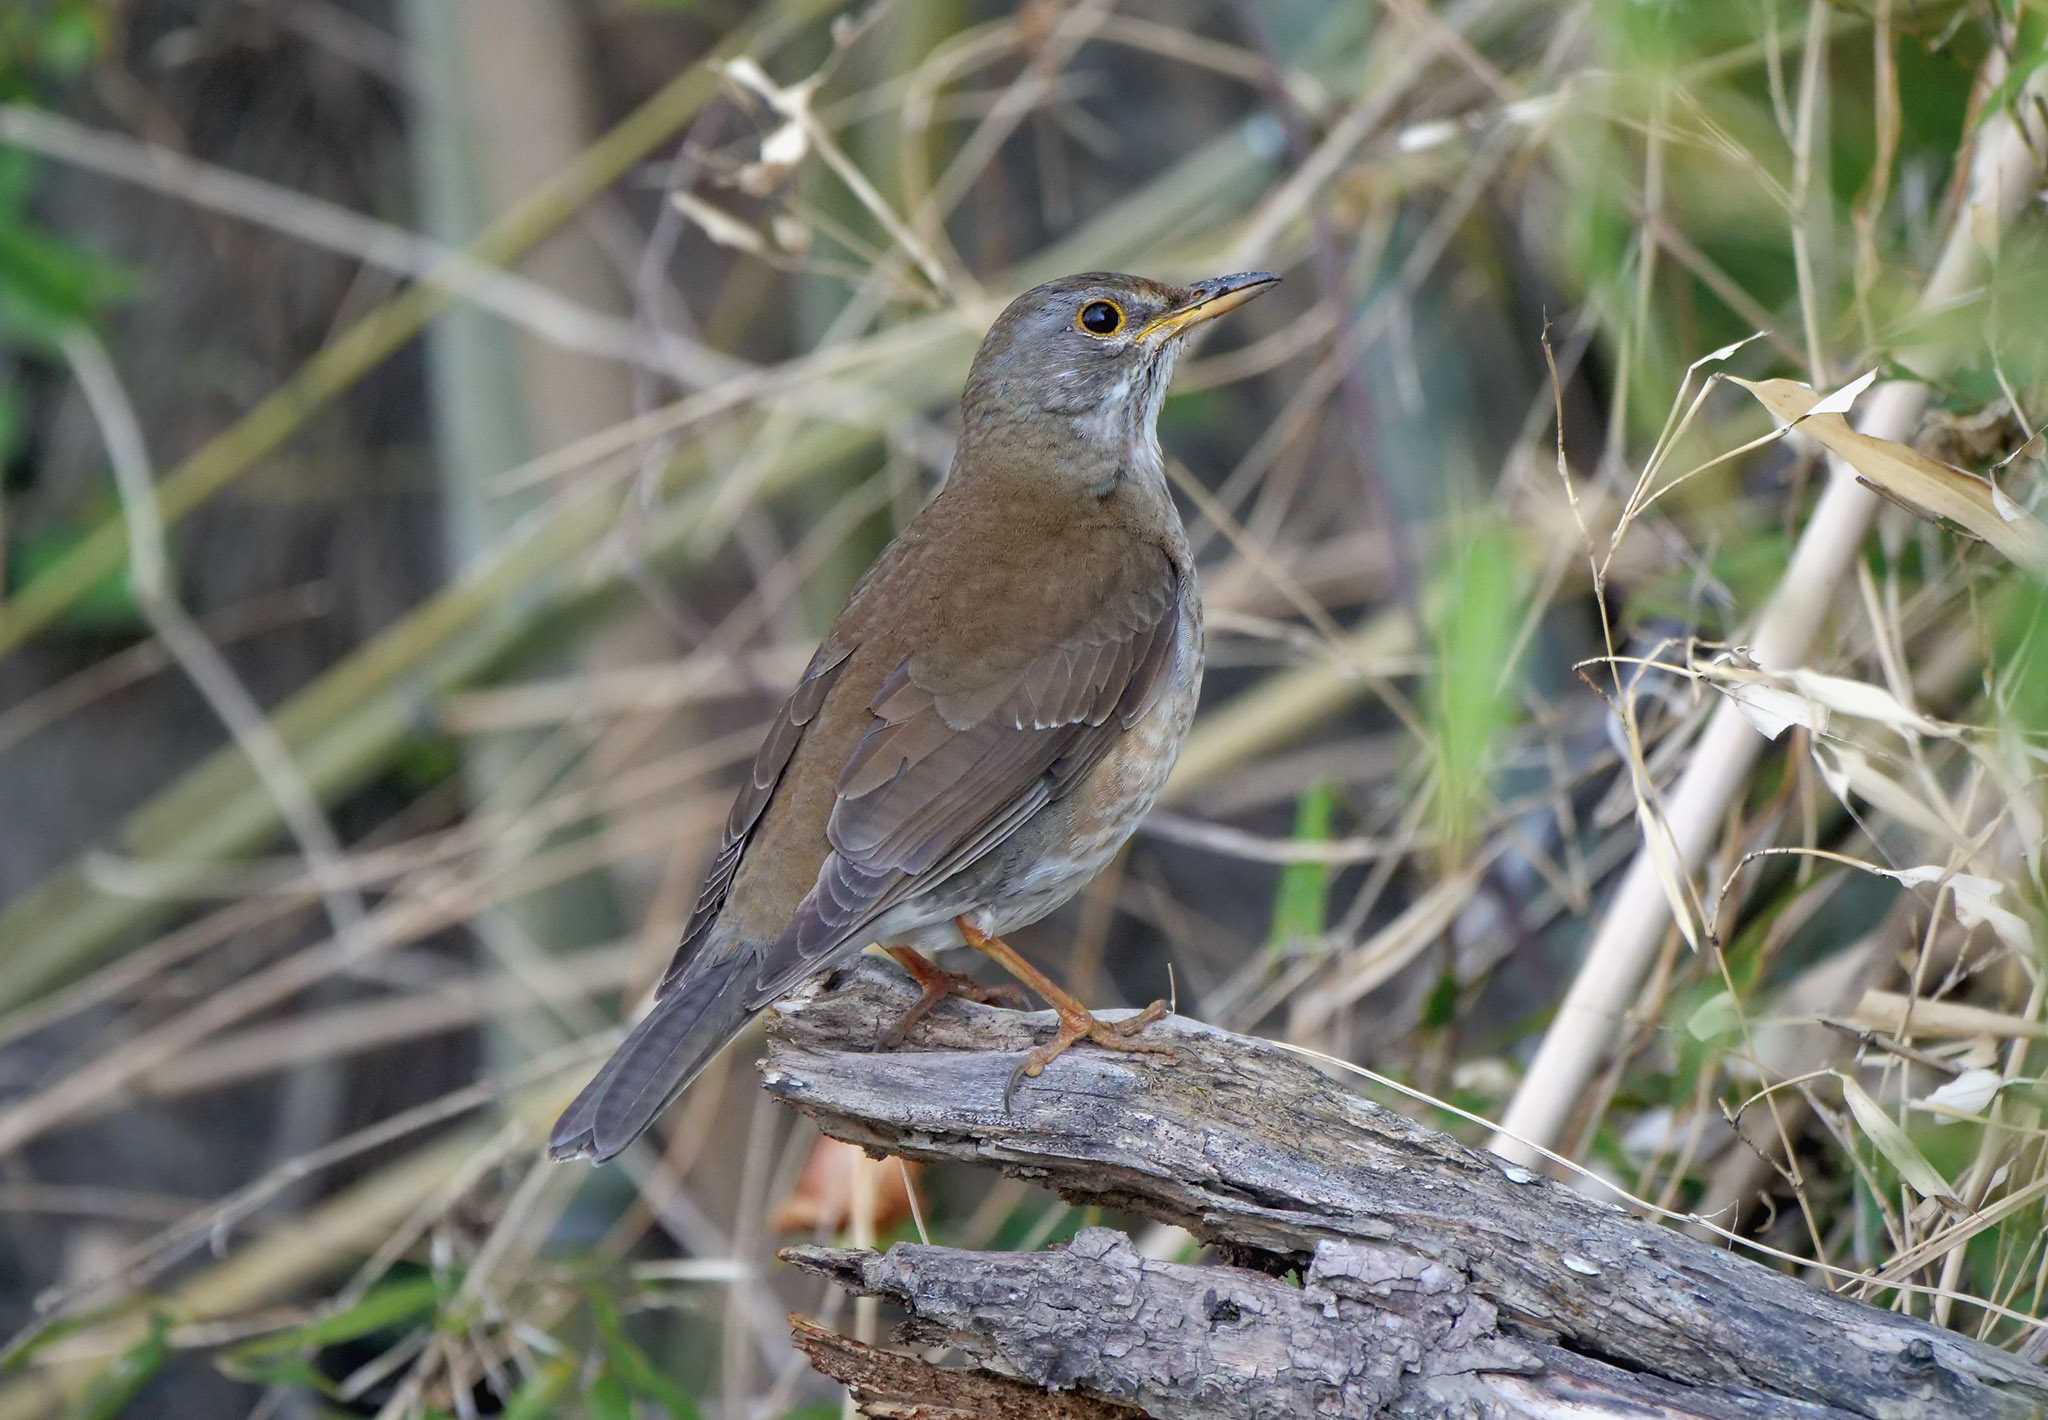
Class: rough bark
787,1228,1869,1419
789,1314,1143,1418
765,960,2048,1420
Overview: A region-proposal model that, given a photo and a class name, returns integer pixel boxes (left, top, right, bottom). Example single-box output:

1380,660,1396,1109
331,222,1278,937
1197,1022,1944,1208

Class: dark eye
1076,299,1125,336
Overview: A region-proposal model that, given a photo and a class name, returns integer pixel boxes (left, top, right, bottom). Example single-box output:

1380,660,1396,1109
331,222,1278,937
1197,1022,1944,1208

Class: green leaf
1,1306,130,1375
391,731,463,791
501,1361,576,1420
0,140,134,343
1420,969,1459,1030
68,1314,169,1420
1628,533,1791,633
38,5,104,78
1973,10,2048,132
218,1274,442,1384
0,220,132,342
0,2,104,98
1266,780,1336,953
233,1354,330,1395
587,1371,634,1420
0,151,29,211
1840,1075,1960,1207
1430,519,1520,859
1685,990,1741,1042
0,383,20,464
6,525,142,631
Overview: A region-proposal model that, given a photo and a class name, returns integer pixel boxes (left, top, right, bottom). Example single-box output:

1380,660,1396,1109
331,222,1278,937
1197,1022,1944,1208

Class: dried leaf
1635,796,1700,950
1700,659,1958,743
761,118,807,168
720,56,784,104
1944,884,2033,957
1723,681,1820,741
1913,1067,2007,1123
1809,742,1964,850
1840,1074,1960,1205
770,213,812,253
721,56,816,196
1729,377,2048,576
670,192,765,253
1698,331,1767,367
771,1136,916,1236
1952,1039,2002,1071
1786,669,1947,737
735,119,807,196
1807,367,1878,418
1884,865,2034,957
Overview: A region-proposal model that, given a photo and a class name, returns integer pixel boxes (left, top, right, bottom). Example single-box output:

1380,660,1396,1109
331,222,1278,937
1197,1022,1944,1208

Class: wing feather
744,547,1186,1005
656,641,851,994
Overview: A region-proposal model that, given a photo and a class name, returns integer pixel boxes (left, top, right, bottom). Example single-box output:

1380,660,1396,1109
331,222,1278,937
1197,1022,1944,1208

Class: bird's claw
1003,999,1174,1110
880,966,1032,1049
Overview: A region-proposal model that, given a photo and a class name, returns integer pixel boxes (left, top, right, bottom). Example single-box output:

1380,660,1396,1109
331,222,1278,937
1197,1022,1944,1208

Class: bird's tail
548,960,756,1163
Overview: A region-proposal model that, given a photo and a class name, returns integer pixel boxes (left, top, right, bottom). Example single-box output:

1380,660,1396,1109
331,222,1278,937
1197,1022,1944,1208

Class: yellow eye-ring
1075,299,1126,337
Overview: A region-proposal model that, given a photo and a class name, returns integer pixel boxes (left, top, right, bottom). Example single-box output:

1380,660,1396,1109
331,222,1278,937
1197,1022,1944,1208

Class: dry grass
2,1,2046,1414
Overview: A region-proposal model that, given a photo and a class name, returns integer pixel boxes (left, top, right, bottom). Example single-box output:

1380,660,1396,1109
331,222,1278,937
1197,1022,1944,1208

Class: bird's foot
879,947,1030,1048
1004,997,1173,1110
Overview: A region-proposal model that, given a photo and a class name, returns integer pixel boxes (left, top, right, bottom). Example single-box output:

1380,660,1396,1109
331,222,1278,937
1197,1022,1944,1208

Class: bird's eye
1075,299,1126,337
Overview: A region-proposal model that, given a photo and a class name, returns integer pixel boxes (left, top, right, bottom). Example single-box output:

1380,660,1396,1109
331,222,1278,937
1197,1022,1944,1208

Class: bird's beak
1136,271,1280,343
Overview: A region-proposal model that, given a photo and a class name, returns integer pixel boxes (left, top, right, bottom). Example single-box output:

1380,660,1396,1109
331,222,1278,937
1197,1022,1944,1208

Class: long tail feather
548,962,754,1163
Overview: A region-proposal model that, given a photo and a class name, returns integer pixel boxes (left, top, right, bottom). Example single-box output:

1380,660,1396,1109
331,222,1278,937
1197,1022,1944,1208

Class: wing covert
656,640,852,995
748,548,1186,1002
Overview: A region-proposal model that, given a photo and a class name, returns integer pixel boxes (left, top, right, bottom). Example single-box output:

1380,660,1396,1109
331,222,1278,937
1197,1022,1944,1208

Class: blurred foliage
1428,517,1519,861
0,0,122,346
217,1274,445,1395
0,2,133,623
1266,779,1336,952
0,149,128,346
0,0,104,102
64,1316,167,1420
3,0,2048,1415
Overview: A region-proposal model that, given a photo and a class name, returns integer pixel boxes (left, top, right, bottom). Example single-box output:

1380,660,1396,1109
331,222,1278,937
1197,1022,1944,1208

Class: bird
549,269,1278,1163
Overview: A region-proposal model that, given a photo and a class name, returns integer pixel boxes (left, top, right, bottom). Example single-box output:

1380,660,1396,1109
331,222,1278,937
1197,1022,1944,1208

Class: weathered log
788,1314,1143,1418
787,1226,1882,1419
764,960,2048,1420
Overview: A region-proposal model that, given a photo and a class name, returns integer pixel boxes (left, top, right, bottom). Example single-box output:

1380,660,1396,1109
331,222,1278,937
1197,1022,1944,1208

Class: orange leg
879,946,1029,1048
952,917,1173,1108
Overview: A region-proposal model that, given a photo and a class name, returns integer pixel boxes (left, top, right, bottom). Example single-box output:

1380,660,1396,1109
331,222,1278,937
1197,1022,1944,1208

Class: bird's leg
952,918,1173,1108
878,946,1030,1048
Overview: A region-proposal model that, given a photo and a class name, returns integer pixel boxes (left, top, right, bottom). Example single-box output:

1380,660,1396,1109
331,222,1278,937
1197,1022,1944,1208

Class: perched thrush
550,270,1277,1163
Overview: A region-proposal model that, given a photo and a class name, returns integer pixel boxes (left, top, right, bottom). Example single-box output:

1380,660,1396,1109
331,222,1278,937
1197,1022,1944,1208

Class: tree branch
765,960,2048,1420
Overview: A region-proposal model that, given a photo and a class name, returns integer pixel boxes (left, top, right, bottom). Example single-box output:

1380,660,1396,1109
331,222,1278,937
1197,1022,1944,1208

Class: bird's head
957,270,1278,492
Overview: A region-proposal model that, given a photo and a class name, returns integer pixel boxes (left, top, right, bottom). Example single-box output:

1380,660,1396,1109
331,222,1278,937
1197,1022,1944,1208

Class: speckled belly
877,596,1204,953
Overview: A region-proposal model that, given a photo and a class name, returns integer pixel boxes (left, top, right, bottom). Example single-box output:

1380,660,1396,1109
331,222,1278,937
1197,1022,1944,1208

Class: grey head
956,270,1279,494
